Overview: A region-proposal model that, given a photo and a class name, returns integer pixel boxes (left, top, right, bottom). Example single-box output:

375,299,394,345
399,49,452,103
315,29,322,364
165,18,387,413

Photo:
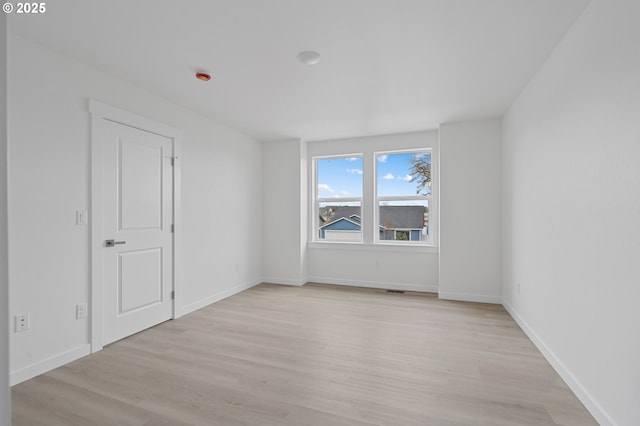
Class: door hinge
171,290,175,300
171,224,174,233
171,157,177,166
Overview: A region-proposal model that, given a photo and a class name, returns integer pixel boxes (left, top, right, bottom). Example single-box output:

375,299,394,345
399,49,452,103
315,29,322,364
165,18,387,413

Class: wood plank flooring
12,283,597,425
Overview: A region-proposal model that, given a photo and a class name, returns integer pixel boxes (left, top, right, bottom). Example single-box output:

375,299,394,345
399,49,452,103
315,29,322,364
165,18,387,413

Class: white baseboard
10,344,91,386
438,291,502,304
502,299,615,426
177,279,261,317
11,281,260,386
307,276,437,293
261,277,306,286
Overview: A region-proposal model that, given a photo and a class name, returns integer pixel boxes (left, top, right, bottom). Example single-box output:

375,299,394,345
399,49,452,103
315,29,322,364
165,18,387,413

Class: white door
100,119,174,345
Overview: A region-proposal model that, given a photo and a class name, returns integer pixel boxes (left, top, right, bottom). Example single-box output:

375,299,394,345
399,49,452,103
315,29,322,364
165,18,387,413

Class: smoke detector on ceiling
297,51,321,65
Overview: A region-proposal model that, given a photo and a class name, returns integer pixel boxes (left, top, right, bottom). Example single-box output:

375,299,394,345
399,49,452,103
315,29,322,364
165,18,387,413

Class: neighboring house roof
319,216,362,230
323,206,423,229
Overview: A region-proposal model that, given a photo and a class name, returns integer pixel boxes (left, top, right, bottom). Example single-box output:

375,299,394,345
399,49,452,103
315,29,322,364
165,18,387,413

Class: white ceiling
9,0,590,141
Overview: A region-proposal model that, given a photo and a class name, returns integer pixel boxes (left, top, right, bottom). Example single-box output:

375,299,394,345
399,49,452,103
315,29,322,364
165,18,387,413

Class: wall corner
0,12,11,426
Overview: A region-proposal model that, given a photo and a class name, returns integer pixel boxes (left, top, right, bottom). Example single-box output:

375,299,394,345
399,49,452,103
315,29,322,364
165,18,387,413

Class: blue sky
317,157,363,198
316,152,431,199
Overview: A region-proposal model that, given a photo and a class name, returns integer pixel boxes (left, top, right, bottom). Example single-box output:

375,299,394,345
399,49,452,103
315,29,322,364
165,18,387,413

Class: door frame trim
89,100,182,352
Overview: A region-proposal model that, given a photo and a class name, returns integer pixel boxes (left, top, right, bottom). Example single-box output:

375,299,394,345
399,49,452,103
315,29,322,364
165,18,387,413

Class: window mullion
362,151,375,244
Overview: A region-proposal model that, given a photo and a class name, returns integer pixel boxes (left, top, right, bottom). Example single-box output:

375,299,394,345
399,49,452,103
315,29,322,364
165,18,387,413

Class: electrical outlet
516,282,521,294
76,303,88,319
15,313,30,332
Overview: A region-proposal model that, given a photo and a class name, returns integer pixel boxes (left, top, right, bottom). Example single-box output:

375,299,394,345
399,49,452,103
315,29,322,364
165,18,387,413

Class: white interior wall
307,131,439,292
502,0,640,424
179,111,263,314
262,139,307,285
308,247,439,292
0,13,10,426
439,120,502,303
7,35,263,384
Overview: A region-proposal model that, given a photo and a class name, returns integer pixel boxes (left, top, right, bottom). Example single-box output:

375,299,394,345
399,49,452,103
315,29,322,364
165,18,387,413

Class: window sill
307,241,439,254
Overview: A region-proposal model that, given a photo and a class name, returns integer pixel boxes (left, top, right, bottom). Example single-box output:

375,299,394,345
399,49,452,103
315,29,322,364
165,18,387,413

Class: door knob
105,239,126,247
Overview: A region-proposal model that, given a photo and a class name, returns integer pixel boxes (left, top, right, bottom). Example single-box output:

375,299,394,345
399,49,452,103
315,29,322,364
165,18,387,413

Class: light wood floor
12,283,597,425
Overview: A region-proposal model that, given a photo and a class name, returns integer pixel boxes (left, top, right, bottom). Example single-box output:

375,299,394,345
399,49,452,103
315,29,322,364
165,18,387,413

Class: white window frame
374,149,432,246
313,154,363,243
307,131,438,250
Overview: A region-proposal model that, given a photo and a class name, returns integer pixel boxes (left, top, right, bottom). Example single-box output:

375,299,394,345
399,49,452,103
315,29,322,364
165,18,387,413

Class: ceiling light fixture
195,72,211,81
297,51,321,65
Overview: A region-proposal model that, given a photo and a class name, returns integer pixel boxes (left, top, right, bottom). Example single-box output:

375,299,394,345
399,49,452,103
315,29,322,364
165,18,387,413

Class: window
376,151,431,244
315,155,363,242
310,137,437,247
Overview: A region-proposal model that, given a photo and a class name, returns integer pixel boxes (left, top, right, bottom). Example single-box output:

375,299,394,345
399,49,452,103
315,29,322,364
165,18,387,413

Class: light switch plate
76,210,88,225
76,303,88,319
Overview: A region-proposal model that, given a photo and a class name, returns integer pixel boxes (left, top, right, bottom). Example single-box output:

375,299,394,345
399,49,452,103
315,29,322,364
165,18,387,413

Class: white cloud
318,183,333,193
340,190,350,195
346,168,363,174
383,173,394,180
345,157,360,162
401,174,414,182
377,154,388,163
